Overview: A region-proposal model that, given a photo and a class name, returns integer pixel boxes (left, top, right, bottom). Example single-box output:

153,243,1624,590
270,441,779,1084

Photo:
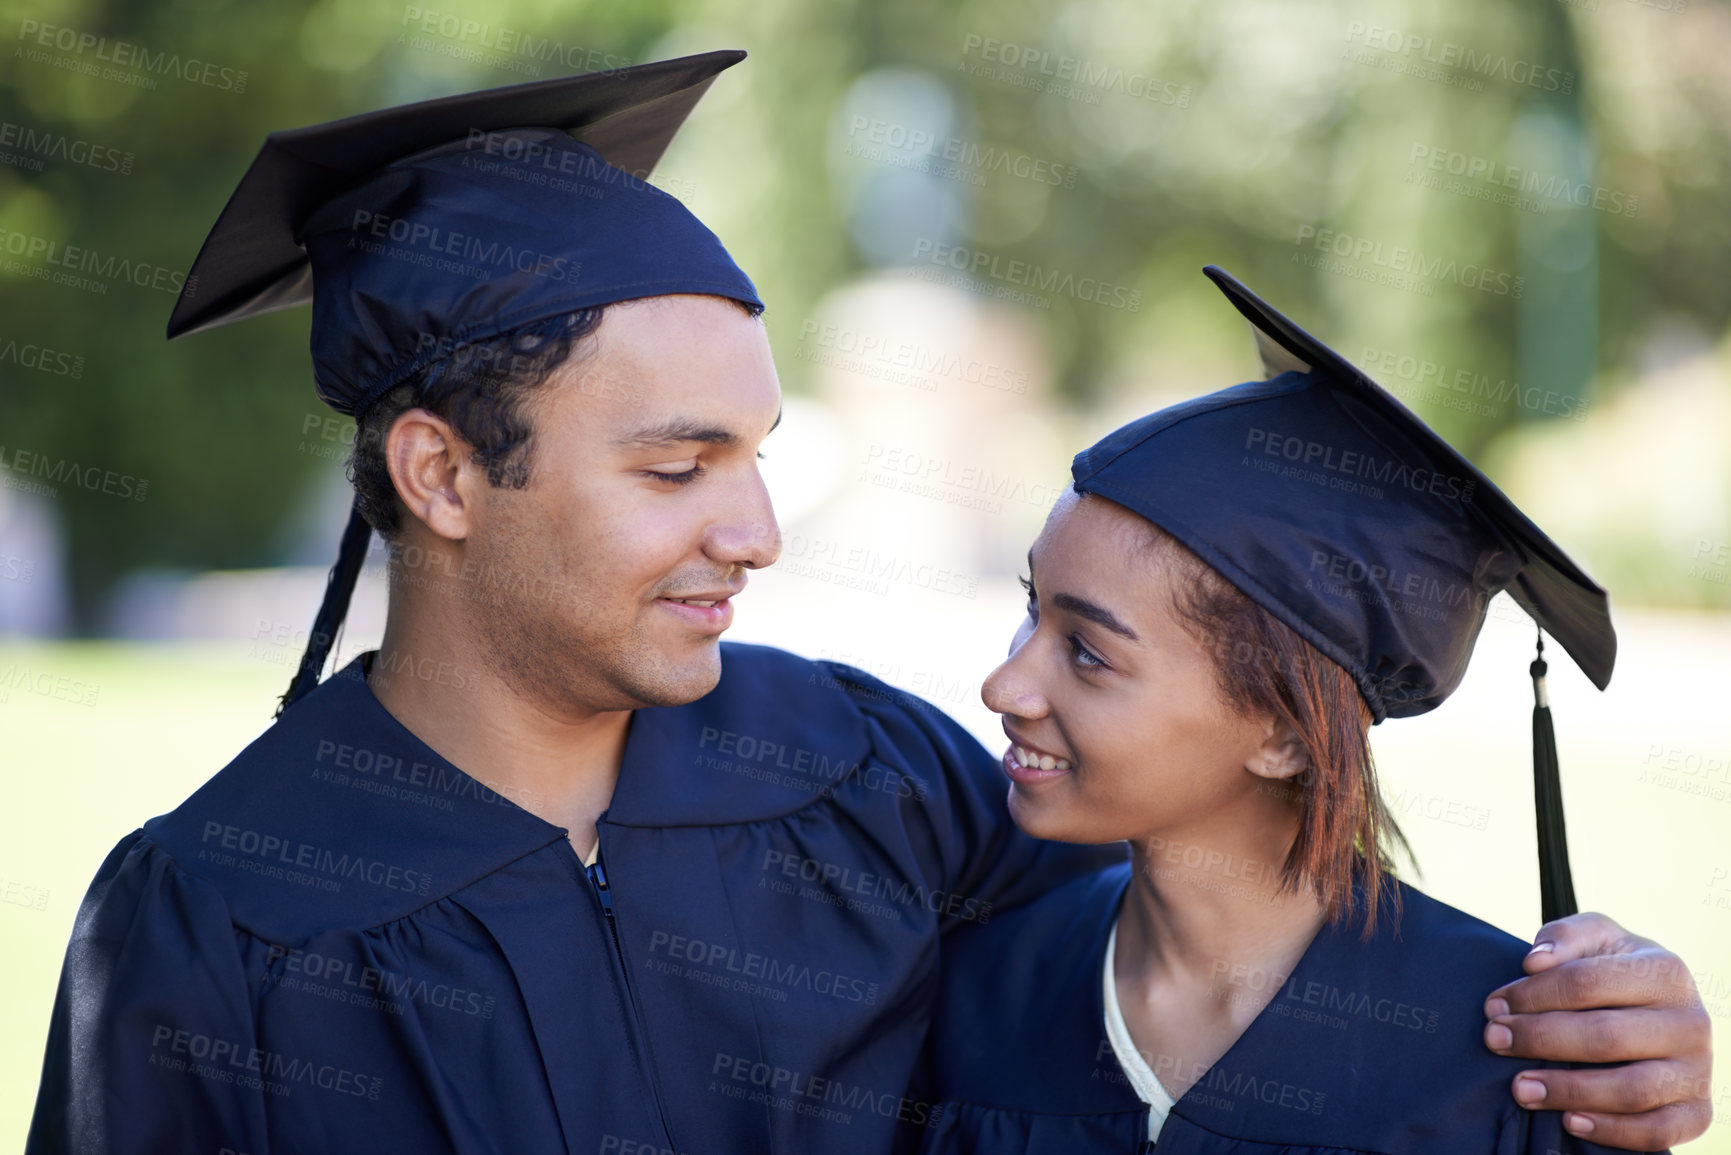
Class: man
28,52,1712,1155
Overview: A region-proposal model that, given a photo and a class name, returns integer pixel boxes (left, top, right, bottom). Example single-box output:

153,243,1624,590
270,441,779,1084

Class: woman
916,268,1646,1154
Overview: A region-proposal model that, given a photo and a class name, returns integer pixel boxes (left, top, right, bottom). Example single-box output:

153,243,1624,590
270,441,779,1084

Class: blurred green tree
1,0,1726,623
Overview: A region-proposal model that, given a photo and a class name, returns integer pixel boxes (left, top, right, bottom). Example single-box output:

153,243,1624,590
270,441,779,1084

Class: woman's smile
1002,729,1074,783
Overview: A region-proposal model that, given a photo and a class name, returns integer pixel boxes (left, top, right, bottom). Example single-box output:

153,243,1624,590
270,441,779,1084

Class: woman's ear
1247,717,1310,780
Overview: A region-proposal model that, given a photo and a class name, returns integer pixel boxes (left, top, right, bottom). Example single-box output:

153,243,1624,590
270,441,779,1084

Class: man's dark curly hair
347,308,607,537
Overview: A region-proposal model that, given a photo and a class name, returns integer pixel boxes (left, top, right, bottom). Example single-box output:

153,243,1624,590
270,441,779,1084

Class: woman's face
981,491,1291,844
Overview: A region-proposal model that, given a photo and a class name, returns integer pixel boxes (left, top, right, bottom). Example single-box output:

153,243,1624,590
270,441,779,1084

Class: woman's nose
981,639,1047,720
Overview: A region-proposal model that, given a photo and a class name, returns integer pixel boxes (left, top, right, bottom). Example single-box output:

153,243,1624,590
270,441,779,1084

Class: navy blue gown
918,864,1658,1155
27,643,1118,1155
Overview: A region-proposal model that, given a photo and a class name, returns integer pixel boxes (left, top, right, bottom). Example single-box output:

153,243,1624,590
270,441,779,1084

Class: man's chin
629,640,725,708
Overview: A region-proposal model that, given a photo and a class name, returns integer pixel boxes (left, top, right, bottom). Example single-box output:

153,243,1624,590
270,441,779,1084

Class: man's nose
708,475,781,570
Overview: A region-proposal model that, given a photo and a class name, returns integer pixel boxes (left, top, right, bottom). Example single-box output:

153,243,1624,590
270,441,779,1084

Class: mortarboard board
1071,265,1615,922
167,52,763,712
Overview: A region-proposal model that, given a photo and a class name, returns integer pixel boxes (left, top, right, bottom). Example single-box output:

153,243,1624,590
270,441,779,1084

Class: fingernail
1513,1076,1545,1106
1485,997,1509,1018
1565,1113,1594,1136
1526,941,1555,956
1486,1023,1512,1052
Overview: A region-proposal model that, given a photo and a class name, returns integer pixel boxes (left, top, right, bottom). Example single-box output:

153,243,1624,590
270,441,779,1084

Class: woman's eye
1017,574,1037,612
1068,635,1106,669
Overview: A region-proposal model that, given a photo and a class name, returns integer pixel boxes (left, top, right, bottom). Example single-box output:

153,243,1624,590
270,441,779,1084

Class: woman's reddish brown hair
1140,518,1410,934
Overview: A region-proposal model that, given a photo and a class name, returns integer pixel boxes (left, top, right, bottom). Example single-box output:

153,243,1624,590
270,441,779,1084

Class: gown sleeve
832,661,1126,926
27,831,271,1155
1498,1101,1670,1155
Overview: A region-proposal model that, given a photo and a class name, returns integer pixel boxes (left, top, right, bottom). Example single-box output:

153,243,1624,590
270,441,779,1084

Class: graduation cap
166,52,762,714
1071,265,1615,923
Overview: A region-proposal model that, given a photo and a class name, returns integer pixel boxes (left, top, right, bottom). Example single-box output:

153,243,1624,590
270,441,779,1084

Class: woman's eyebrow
1050,593,1140,641
1028,550,1139,641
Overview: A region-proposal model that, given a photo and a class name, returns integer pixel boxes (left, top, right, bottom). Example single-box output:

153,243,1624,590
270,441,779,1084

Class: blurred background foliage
5,3,1731,1148
1,0,1728,621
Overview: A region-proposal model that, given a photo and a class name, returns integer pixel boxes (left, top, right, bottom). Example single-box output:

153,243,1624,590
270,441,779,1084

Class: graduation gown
918,864,1659,1155
27,642,1117,1155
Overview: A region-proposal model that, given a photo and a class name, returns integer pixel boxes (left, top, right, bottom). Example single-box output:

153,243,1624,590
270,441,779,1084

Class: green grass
2,638,1726,1151
1,642,285,1143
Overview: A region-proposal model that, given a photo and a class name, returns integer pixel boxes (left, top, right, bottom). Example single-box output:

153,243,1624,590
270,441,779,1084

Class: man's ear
1247,716,1310,780
384,408,481,542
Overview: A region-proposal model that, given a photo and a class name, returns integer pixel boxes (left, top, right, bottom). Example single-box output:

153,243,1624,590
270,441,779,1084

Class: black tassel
277,498,373,717
1531,632,1577,923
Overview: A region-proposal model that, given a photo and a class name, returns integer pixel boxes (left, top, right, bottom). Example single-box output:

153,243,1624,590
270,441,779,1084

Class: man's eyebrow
613,418,739,449
1051,593,1140,642
612,406,783,450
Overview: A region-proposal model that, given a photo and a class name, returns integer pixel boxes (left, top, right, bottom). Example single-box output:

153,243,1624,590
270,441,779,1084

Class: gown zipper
586,848,680,1152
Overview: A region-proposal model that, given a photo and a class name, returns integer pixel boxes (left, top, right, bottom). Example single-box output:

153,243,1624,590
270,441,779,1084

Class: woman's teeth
668,598,718,607
1014,746,1071,772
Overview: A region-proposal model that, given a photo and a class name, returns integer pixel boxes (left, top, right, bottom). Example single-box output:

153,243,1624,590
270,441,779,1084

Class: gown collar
146,644,875,942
